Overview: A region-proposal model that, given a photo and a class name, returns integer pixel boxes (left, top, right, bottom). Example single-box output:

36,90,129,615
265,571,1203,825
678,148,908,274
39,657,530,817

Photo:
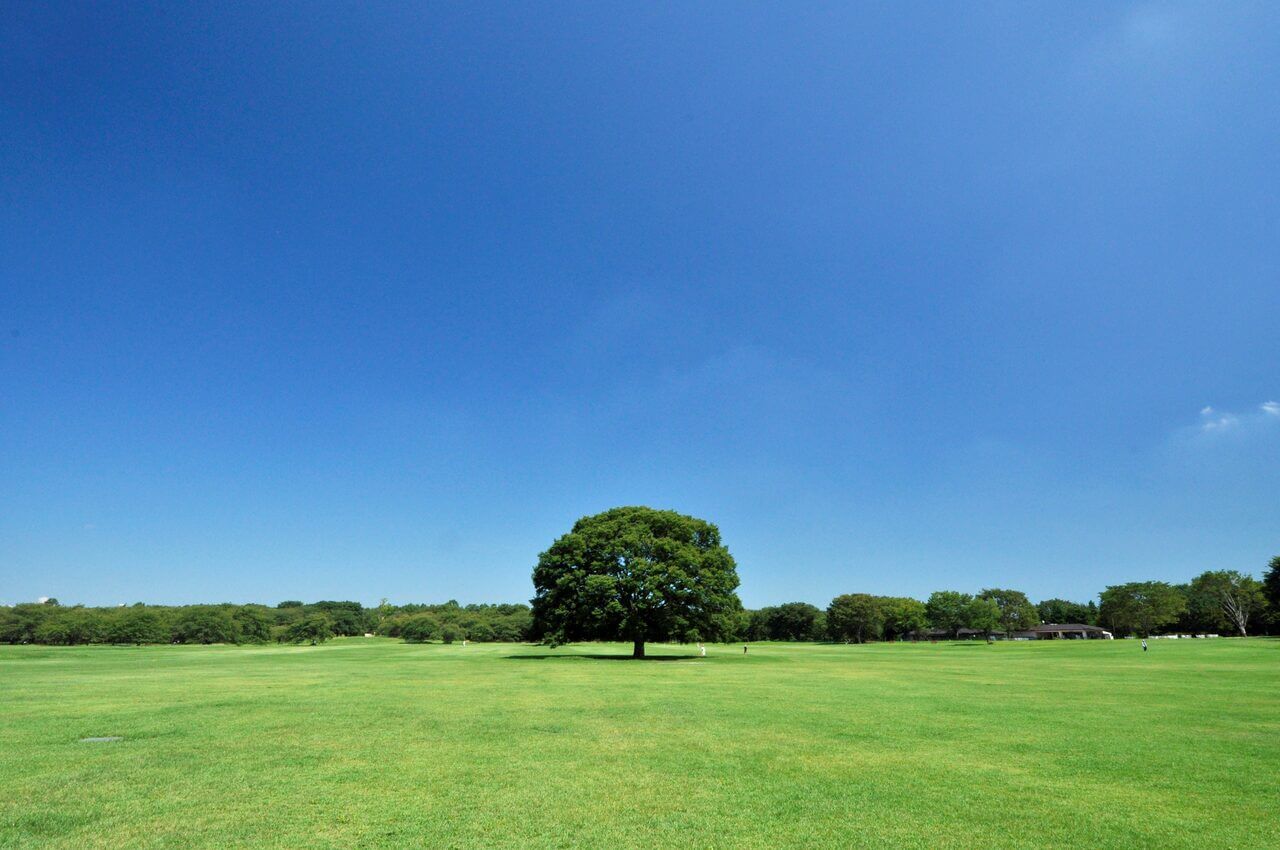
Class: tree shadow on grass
505,653,701,662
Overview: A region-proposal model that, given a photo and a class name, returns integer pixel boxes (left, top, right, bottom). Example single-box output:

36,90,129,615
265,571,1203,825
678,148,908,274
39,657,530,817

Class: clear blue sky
3,2,1278,608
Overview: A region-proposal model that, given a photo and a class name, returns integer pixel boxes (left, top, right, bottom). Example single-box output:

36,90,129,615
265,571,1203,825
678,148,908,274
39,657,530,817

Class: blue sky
2,2,1278,608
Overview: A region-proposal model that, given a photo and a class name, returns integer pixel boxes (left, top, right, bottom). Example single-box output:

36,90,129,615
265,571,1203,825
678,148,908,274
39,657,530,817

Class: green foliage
1187,570,1266,636
1037,598,1097,625
977,588,1039,634
1261,555,1279,630
922,592,1010,638
531,506,742,657
378,603,531,643
758,603,825,641
108,609,169,645
879,597,928,640
1099,581,1188,637
32,608,106,645
171,607,239,644
399,614,442,643
962,597,1001,635
826,594,883,643
232,606,273,643
0,604,53,643
743,609,771,641
0,598,532,646
925,591,972,637
310,601,371,636
1,556,1266,651
440,625,463,644
284,614,335,645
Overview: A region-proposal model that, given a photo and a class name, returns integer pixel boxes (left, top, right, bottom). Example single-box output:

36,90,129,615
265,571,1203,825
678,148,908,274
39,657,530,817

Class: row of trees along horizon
4,508,1276,649
3,565,1276,647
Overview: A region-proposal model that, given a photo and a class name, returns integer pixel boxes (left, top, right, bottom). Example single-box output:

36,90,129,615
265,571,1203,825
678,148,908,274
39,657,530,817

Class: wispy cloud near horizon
1194,401,1280,434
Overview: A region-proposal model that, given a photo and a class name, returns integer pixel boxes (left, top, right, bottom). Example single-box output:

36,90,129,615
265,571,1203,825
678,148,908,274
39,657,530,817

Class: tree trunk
633,639,645,658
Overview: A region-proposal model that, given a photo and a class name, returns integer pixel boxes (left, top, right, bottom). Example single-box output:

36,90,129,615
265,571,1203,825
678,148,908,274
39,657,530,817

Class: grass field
1,638,1277,849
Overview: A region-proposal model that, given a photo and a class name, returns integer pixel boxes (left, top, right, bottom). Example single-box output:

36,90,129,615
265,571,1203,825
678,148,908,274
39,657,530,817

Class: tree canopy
925,591,972,637
1187,570,1265,636
1099,581,1187,637
1037,598,1098,625
978,588,1040,635
3,555,1273,648
879,597,928,640
826,594,883,643
530,506,742,657
284,613,335,645
1263,556,1280,622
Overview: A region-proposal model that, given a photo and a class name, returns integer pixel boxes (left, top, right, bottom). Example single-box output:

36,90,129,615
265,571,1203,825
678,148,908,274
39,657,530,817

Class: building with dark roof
1026,623,1112,640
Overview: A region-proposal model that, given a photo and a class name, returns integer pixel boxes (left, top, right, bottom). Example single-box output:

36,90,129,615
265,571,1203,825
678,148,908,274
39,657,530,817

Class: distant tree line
3,557,1275,646
374,601,533,644
0,599,533,646
742,561,1276,642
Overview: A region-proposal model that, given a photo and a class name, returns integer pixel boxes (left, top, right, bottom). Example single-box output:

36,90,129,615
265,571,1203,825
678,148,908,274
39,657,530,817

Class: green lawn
1,638,1276,849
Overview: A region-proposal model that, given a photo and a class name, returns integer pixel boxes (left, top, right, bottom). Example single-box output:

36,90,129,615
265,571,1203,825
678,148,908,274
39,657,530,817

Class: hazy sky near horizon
3,2,1278,608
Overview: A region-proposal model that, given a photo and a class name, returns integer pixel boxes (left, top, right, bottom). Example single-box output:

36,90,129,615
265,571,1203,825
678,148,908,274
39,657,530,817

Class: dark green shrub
400,614,442,643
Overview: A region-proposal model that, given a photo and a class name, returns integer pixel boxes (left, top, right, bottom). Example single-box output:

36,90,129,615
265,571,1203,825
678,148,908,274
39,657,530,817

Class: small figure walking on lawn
743,645,748,655
1141,638,1148,652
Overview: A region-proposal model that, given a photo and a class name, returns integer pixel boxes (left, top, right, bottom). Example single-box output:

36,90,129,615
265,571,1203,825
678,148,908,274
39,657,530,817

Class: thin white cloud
1203,417,1233,435
1194,402,1280,434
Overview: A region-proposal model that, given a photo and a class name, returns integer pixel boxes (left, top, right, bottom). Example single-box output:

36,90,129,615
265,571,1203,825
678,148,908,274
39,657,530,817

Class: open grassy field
1,638,1277,849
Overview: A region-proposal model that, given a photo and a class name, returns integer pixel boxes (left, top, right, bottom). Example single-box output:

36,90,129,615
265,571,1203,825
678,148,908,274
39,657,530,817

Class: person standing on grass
1141,638,1148,652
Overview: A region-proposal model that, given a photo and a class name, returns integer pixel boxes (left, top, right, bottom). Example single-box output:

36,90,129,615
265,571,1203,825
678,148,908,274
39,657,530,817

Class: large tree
978,588,1039,635
232,606,273,643
310,601,371,636
171,607,238,644
1263,556,1280,629
531,506,742,657
1099,581,1186,637
108,608,169,645
925,591,972,638
1188,570,1266,636
765,602,824,641
284,613,335,645
0,603,53,643
826,594,883,643
880,597,928,640
743,609,771,641
963,597,1001,636
1037,598,1096,625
